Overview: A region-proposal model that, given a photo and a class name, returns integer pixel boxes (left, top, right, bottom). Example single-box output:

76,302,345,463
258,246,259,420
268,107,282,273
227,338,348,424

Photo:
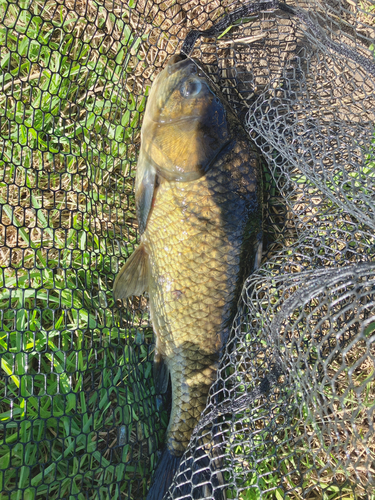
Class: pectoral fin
113,243,149,300
135,150,156,235
153,350,170,394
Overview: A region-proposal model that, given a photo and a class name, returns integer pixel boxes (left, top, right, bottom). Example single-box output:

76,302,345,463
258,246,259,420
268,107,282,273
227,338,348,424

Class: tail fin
173,445,226,500
146,448,181,500
147,445,226,500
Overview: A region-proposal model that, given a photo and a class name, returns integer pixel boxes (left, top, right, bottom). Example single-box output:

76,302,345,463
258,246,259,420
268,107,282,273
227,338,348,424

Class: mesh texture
0,0,374,499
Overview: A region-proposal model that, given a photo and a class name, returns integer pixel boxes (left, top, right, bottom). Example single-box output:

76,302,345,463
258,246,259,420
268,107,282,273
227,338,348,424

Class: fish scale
144,140,260,456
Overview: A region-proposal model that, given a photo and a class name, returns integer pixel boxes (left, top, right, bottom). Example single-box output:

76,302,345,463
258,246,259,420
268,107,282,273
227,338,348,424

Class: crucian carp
113,53,263,500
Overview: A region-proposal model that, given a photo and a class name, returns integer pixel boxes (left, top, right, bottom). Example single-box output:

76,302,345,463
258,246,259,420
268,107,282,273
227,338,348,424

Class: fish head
141,54,231,182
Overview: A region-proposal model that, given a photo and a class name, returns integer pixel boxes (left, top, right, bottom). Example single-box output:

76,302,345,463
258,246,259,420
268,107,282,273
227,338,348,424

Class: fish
113,53,263,500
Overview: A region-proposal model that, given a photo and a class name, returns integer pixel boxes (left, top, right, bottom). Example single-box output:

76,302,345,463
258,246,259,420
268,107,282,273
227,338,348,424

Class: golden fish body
113,54,262,499
146,141,260,454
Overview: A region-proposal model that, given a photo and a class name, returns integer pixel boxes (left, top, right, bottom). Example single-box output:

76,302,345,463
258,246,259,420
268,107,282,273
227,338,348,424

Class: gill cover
135,55,231,233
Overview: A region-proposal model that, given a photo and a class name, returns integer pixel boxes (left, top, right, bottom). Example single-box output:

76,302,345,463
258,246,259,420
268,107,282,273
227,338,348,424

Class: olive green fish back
145,133,261,456
0,1,374,499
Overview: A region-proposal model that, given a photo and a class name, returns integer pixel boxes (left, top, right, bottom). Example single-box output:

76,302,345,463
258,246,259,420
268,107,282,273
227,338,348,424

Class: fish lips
166,53,189,71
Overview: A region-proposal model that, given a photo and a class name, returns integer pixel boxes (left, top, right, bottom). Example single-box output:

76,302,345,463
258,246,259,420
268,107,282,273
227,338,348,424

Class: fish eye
180,78,202,98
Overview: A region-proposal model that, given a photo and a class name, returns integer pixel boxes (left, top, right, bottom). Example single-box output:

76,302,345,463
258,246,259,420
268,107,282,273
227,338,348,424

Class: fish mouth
168,53,187,66
167,54,213,92
166,53,200,77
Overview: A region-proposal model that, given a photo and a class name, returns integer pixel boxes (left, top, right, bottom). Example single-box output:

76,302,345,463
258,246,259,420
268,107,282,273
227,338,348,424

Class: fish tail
165,445,226,500
146,448,181,500
147,445,226,500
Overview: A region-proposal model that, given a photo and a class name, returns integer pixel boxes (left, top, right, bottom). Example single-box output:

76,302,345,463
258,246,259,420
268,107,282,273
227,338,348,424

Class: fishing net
0,0,374,498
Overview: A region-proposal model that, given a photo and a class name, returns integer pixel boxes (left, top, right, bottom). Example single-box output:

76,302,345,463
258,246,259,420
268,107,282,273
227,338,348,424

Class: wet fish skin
147,139,261,456
113,54,262,498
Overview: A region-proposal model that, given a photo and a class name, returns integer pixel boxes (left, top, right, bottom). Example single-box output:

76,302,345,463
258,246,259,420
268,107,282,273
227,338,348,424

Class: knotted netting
0,0,374,499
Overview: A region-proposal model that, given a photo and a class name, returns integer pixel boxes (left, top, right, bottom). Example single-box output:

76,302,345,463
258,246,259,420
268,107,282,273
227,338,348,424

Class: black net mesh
0,0,374,499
